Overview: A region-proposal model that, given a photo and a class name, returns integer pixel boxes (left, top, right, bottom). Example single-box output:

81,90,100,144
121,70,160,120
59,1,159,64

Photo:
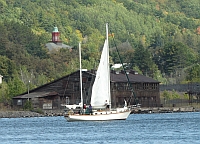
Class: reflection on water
0,112,200,144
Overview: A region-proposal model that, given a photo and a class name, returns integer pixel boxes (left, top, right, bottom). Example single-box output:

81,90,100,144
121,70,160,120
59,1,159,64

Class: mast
109,28,138,106
79,42,83,108
90,23,111,108
106,23,111,109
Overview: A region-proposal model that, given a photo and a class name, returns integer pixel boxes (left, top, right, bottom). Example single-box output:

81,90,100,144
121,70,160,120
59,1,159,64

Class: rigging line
62,48,79,103
109,28,138,105
62,74,70,103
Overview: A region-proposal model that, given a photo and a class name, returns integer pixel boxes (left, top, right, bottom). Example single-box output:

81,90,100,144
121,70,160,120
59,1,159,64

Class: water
0,112,200,144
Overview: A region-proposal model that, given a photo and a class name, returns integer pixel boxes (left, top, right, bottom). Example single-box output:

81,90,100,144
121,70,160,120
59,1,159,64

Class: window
152,83,158,89
17,99,22,105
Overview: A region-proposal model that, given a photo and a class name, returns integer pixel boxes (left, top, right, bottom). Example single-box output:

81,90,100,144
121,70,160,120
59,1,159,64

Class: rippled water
0,112,200,144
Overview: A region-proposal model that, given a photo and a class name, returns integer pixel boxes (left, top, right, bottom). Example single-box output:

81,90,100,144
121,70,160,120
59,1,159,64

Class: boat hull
64,110,131,122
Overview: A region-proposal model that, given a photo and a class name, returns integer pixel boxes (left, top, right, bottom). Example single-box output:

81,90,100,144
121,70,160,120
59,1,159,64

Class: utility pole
0,75,3,85
28,80,30,101
0,75,3,103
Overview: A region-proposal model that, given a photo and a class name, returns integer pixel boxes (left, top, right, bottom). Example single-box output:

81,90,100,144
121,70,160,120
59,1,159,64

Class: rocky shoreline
0,110,64,118
0,106,199,118
131,106,199,114
0,111,43,118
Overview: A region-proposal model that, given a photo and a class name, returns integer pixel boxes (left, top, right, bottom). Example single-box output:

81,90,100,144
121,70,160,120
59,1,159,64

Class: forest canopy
0,0,200,102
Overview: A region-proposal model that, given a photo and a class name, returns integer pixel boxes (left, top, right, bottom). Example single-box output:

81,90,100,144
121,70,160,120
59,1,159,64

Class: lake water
0,112,200,144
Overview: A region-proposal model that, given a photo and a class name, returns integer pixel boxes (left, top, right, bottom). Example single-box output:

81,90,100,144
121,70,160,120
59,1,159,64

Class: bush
162,90,171,100
32,108,44,114
23,100,33,111
172,89,180,99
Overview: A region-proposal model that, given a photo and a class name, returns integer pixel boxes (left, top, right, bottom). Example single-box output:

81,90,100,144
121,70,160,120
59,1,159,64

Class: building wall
12,99,27,110
111,82,160,107
13,95,61,110
34,71,160,108
37,96,60,110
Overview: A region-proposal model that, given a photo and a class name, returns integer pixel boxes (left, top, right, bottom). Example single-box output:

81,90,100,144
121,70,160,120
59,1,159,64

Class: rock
0,111,44,118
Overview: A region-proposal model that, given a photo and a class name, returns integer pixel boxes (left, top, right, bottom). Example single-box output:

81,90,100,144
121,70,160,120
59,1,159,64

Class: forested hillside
0,0,200,103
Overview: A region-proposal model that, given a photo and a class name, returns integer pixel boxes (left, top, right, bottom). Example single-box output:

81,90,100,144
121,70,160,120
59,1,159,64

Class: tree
160,42,197,76
0,82,9,104
171,89,180,99
186,64,200,82
162,90,171,101
7,76,26,98
0,56,16,82
132,43,155,77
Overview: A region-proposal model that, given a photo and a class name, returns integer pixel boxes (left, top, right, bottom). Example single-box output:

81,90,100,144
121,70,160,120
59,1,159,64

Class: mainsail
90,24,110,109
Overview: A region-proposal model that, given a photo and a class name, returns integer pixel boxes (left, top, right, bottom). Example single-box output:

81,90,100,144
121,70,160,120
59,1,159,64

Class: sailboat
64,23,131,122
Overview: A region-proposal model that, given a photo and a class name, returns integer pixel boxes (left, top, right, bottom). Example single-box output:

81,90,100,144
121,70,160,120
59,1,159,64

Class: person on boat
69,108,74,115
105,100,110,110
89,104,92,115
83,104,86,114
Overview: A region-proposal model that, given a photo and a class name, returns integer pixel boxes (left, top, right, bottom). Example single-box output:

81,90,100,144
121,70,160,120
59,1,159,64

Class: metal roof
110,72,159,83
13,91,58,99
12,70,159,99
52,27,59,32
85,70,159,83
45,42,73,51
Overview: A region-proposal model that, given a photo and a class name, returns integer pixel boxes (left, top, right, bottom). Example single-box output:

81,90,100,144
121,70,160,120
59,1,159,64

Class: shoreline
0,106,199,118
0,111,45,118
131,106,199,114
0,110,64,118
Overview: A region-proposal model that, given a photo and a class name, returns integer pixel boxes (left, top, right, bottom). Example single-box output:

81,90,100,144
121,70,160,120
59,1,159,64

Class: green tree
160,42,197,75
132,43,155,77
0,82,9,104
7,76,26,98
23,100,33,111
186,64,200,82
162,90,171,100
0,56,16,82
171,89,180,99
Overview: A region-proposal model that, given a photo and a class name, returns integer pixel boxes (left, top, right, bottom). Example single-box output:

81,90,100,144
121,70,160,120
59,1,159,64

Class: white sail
90,24,110,109
90,40,110,108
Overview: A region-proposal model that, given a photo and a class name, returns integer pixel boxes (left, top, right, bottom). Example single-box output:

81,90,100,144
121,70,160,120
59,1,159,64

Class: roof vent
120,70,129,74
130,70,138,75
